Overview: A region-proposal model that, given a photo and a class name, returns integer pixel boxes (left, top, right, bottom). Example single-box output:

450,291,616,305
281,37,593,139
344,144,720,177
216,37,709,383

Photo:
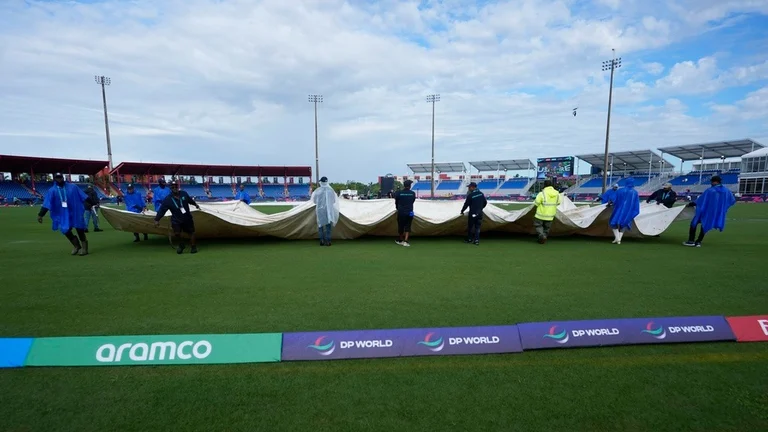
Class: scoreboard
537,156,574,179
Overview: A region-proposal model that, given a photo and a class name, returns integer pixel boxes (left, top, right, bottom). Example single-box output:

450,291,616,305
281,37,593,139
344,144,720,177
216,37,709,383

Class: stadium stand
73,183,109,199
110,162,311,201
572,150,676,196
262,184,285,198
436,180,463,192
467,160,536,197
208,184,234,198
287,184,310,197
0,181,35,200
411,181,433,191
239,184,261,200
496,179,531,195
181,184,207,198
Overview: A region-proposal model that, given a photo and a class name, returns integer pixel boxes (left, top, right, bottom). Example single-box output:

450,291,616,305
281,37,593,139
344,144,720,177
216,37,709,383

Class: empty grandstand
659,139,763,193
0,154,110,202
406,162,467,197
571,150,675,197
469,160,536,197
110,162,311,201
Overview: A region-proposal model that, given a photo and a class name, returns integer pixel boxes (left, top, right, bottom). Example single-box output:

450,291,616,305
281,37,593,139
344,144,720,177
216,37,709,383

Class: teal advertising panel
25,333,282,367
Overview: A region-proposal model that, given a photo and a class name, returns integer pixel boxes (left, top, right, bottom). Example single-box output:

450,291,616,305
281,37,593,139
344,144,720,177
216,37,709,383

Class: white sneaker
612,239,618,244
395,240,403,245
402,241,411,247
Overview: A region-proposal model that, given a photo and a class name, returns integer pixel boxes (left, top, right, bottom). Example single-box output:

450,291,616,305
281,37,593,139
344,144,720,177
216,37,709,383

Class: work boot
177,244,185,254
79,241,89,256
69,237,82,255
143,234,149,241
190,246,198,254
94,228,103,232
134,234,141,243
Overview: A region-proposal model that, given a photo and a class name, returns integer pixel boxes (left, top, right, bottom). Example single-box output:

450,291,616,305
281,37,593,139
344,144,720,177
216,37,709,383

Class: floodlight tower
95,75,113,171
600,50,621,194
426,94,440,198
308,94,323,186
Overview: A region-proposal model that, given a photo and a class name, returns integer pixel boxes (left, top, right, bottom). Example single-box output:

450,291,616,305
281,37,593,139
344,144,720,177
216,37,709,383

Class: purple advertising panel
401,325,522,357
282,326,523,361
625,316,735,344
519,319,628,350
519,316,735,350
282,329,409,361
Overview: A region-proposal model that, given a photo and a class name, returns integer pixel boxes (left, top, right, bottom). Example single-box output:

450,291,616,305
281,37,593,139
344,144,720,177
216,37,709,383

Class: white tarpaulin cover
101,196,694,240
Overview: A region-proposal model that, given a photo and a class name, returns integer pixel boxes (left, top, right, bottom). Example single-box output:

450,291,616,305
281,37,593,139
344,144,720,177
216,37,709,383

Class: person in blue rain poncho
608,177,640,245
683,175,735,248
311,176,340,246
36,173,90,256
601,184,619,204
152,178,171,211
124,183,149,243
235,184,251,204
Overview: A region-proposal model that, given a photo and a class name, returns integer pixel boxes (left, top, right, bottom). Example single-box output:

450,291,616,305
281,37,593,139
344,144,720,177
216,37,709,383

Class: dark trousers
534,219,552,239
688,223,706,243
467,216,482,242
64,228,86,242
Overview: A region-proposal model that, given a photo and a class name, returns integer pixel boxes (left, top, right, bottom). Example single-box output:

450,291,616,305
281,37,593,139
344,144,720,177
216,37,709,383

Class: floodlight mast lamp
95,75,113,171
601,50,621,194
426,94,440,198
308,94,323,185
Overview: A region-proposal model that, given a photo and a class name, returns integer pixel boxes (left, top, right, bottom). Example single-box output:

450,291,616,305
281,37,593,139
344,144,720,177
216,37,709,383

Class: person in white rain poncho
311,176,340,246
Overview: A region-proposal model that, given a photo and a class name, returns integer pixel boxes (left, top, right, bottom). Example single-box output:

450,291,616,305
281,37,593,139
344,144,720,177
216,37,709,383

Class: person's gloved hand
37,216,43,224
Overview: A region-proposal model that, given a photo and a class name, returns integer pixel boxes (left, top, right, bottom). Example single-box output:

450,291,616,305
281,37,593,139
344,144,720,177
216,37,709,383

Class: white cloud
0,0,766,180
642,62,665,75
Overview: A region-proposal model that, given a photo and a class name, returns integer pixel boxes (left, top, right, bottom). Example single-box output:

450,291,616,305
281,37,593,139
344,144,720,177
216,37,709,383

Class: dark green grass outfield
1,204,767,431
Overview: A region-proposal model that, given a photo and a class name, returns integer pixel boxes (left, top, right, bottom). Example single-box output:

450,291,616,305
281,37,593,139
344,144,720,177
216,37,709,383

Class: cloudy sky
0,0,766,181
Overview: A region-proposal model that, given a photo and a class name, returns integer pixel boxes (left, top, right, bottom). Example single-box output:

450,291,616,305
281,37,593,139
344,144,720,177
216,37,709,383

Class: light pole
308,94,323,186
95,75,113,171
601,50,621,194
426,94,440,198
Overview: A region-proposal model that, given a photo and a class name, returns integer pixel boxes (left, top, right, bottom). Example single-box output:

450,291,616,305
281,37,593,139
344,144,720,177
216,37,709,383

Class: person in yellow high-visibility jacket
534,180,561,244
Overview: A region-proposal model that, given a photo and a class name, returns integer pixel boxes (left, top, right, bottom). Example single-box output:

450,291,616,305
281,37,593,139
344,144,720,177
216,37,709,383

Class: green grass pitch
1,203,767,431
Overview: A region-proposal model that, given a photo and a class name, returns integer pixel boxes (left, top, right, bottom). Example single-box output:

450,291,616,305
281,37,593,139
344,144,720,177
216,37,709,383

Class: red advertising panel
726,315,768,342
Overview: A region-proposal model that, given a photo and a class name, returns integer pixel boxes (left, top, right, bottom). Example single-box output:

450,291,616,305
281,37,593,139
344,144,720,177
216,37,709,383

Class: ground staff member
461,182,487,245
394,180,416,247
154,181,201,254
533,180,561,244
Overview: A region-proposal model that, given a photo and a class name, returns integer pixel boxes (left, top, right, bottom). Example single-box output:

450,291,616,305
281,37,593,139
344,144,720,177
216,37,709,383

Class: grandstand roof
112,162,311,177
742,147,768,158
407,162,466,173
575,150,674,171
0,154,108,174
468,159,535,171
658,139,763,161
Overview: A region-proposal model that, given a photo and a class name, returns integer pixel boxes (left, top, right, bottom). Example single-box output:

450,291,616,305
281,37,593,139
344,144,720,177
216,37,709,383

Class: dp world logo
307,336,335,356
417,332,444,352
641,321,666,339
543,325,569,344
